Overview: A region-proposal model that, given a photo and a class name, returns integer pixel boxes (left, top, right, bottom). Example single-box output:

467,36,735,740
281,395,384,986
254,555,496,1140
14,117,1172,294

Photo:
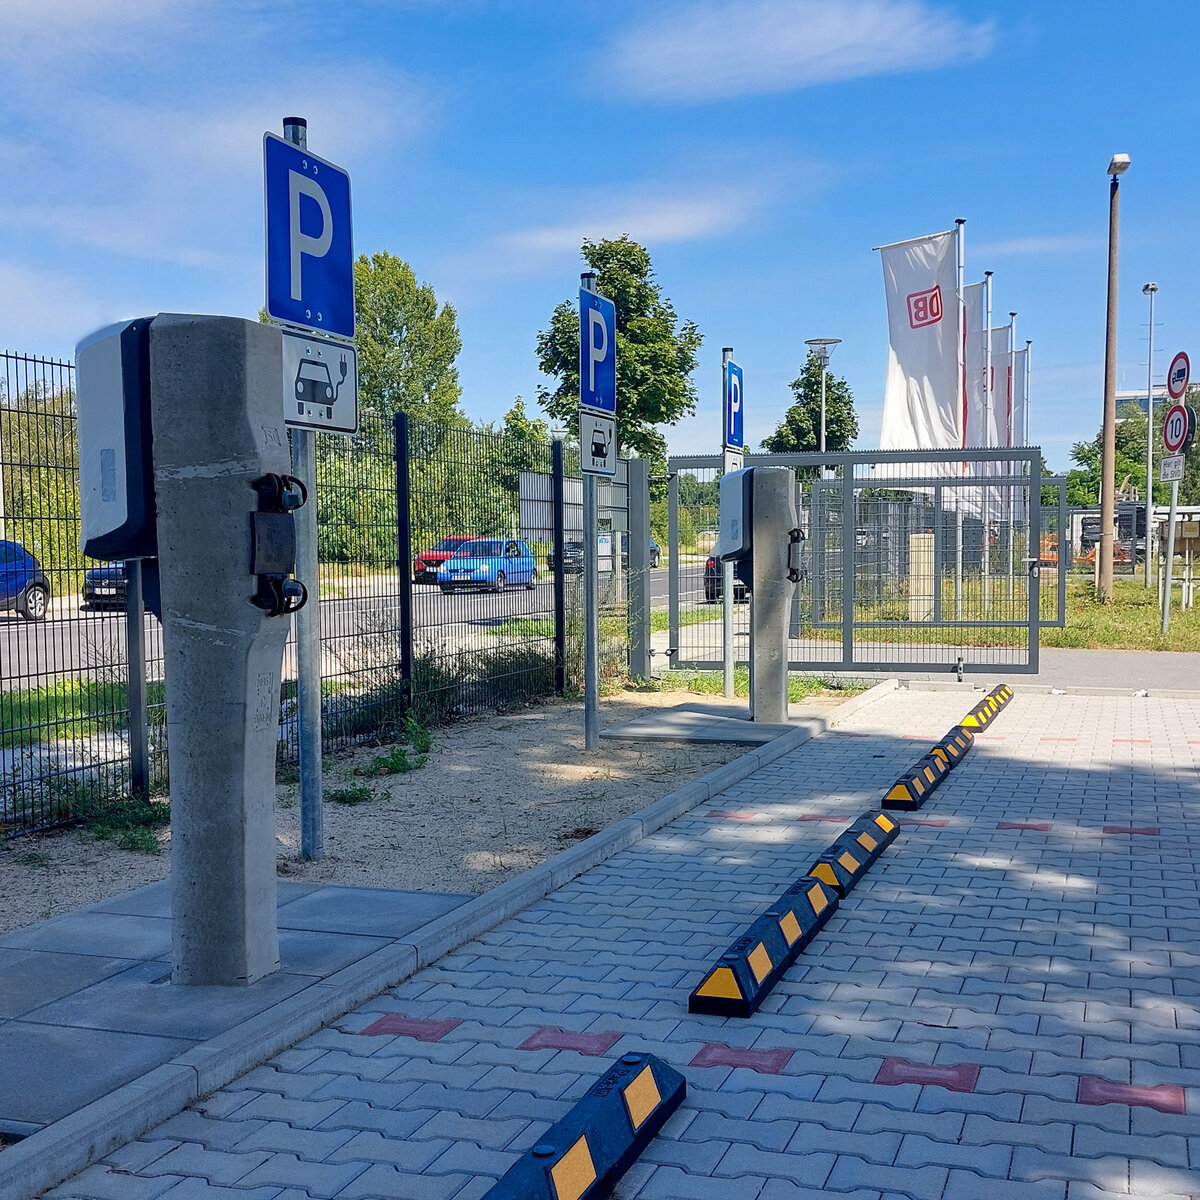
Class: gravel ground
0,687,783,935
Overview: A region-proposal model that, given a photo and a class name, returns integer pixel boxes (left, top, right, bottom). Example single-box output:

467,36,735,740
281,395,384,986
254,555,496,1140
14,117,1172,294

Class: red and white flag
988,324,1012,448
879,230,961,449
1011,346,1028,446
963,281,986,447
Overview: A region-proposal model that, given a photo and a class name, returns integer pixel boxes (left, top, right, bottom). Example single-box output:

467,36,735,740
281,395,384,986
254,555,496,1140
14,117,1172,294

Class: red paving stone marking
875,1058,980,1093
1113,738,1151,744
897,818,949,828
797,814,851,823
706,810,757,821
996,821,1053,832
690,1042,795,1075
1077,1076,1186,1115
518,1027,622,1057
1103,826,1161,836
359,1015,462,1041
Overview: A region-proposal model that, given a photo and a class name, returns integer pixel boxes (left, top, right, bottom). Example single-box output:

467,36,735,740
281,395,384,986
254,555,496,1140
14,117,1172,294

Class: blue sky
1,0,1198,474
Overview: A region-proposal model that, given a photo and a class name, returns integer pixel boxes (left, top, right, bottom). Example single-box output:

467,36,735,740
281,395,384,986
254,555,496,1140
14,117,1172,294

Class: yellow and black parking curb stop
882,752,948,810
960,684,1012,730
481,1052,685,1200
689,875,839,1018
932,725,973,770
842,810,900,867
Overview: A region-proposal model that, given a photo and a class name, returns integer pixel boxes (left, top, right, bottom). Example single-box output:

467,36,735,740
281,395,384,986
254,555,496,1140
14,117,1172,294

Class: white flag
963,282,986,447
988,325,1012,447
879,230,961,449
1011,347,1028,446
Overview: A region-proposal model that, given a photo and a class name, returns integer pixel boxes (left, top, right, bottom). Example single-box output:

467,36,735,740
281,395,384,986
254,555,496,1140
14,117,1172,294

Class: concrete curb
902,679,1200,700
0,678,898,1200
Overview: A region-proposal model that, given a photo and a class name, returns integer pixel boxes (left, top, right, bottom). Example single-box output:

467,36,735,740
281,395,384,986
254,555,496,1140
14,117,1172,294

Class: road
1,566,705,689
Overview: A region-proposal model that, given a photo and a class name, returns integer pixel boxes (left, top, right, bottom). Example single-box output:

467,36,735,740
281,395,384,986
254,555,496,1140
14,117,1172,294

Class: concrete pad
18,959,315,1041
601,698,844,744
0,1021,192,1126
0,949,141,1020
91,879,322,919
277,929,391,977
2,911,172,961
275,886,470,939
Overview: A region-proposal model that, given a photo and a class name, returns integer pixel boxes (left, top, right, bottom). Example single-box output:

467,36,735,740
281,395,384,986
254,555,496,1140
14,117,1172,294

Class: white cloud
607,0,996,103
974,235,1102,258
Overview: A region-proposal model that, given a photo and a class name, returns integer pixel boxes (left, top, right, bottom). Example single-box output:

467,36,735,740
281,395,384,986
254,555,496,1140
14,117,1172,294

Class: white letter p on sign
289,170,333,302
588,307,608,393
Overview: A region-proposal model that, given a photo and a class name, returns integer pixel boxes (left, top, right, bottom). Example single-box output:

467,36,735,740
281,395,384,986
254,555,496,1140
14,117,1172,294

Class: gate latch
787,527,806,583
1022,556,1040,580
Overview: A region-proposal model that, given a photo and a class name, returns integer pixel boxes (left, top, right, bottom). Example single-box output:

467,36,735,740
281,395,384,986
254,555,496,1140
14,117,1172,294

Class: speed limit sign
1163,402,1195,454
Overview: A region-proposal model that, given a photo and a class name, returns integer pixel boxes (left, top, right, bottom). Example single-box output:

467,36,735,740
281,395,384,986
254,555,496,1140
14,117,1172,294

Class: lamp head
805,337,841,367
1143,282,1158,295
1108,153,1131,176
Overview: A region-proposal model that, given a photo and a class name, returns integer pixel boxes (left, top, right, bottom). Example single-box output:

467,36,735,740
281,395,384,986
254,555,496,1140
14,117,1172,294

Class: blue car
1,539,51,621
437,538,538,593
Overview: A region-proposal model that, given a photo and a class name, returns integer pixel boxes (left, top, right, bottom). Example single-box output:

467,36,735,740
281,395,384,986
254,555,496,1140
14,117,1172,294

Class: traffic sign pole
721,347,735,700
580,272,601,751
1163,477,1180,635
283,116,323,861
1160,379,1194,635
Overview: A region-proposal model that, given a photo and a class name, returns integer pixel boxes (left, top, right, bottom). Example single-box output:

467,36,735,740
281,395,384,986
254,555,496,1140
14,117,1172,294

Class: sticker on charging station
282,330,358,433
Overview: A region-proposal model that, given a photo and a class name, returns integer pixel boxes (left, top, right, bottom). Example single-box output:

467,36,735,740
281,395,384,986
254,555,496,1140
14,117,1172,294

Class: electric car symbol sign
281,329,359,434
264,133,354,340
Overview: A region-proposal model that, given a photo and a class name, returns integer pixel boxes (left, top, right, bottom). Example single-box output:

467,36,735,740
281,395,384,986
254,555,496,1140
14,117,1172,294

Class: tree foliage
535,236,702,470
1067,389,1200,507
354,251,465,427
761,352,859,453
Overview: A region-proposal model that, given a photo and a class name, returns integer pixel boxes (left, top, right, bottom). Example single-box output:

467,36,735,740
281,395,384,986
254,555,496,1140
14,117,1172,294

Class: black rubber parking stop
481,1053,685,1200
689,875,839,1017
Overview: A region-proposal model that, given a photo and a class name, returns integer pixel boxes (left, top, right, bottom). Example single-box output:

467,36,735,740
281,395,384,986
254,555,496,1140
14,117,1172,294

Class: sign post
721,349,743,698
264,118,357,860
1161,357,1192,633
579,272,617,749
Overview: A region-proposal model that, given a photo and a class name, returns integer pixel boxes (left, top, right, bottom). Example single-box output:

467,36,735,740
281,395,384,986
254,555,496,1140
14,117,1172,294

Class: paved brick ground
43,690,1200,1199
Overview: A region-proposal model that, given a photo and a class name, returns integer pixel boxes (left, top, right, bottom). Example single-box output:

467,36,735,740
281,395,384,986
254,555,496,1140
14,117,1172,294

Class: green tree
761,352,859,453
1065,396,1200,507
354,251,465,426
535,236,703,470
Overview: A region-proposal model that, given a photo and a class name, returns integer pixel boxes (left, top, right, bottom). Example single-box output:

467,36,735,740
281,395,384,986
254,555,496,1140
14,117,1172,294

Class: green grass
1041,576,1200,651
357,744,426,776
325,784,375,805
664,669,868,703
0,681,135,750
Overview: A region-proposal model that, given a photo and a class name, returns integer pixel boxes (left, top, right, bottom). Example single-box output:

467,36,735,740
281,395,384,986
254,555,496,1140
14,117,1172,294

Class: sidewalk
25,686,1200,1199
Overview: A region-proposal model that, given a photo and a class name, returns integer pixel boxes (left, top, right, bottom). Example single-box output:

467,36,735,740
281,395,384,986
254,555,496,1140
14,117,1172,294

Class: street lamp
1142,281,1158,588
1099,153,1130,601
805,337,841,453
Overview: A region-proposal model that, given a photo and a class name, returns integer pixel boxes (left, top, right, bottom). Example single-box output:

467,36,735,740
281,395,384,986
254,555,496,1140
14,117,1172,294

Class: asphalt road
0,566,707,689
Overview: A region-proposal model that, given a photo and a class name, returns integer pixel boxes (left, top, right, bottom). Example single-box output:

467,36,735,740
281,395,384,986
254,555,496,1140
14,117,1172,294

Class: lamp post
1142,282,1158,588
804,338,841,454
1100,153,1130,601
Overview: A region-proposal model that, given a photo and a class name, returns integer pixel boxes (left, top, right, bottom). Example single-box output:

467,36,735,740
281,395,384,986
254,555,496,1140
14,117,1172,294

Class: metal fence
2,353,634,837
667,449,1065,677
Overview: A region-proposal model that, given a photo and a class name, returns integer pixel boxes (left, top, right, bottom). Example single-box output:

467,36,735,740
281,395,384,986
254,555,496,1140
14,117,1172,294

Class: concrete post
149,315,290,987
750,467,796,725
626,457,652,678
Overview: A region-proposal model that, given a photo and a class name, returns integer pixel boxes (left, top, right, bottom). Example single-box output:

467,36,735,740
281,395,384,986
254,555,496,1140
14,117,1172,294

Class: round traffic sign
1167,351,1190,400
1163,402,1193,454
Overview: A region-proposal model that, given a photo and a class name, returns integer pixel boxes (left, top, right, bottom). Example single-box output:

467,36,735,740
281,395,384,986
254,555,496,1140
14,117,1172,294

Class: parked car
547,541,584,574
0,540,50,621
82,561,128,609
437,538,538,592
413,536,471,583
703,555,748,603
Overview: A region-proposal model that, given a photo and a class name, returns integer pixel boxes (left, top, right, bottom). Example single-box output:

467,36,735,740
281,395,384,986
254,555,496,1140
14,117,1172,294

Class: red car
413,537,471,583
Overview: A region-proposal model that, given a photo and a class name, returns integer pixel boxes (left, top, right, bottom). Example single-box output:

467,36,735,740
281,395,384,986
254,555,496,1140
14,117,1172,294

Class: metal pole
956,218,966,448
551,438,566,694
1162,479,1179,634
394,413,414,714
1143,284,1157,587
580,272,600,750
819,363,827,455
1100,173,1122,602
125,559,149,803
955,507,964,620
983,271,993,613
721,347,735,698
284,115,323,861
1007,312,1016,603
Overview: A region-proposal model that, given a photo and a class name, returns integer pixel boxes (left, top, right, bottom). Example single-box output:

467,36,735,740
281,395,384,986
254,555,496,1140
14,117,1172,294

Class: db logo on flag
907,286,943,329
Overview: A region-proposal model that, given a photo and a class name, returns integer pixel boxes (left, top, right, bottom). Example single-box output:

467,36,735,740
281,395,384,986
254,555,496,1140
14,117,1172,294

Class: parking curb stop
689,875,839,1018
480,1053,685,1200
882,752,946,811
932,725,973,769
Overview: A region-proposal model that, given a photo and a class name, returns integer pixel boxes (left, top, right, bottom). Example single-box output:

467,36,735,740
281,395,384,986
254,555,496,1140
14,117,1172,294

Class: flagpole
955,219,966,621
1007,311,1017,601
983,271,993,612
1025,339,1032,537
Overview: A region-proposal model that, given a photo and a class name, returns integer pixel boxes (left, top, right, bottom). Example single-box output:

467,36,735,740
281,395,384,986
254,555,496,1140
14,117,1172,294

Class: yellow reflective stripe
838,851,860,873
811,862,839,888
748,942,773,984
695,966,741,1000
779,910,802,946
856,832,877,853
551,1136,597,1200
808,883,828,914
623,1065,661,1132
874,814,895,833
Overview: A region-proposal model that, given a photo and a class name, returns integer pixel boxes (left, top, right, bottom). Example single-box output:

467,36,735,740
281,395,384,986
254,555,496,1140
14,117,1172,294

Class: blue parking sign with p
264,133,355,340
579,289,616,414
725,360,743,449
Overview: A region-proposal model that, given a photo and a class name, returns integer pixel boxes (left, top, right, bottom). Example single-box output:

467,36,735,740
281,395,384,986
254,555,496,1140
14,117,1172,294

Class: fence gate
668,449,1054,677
